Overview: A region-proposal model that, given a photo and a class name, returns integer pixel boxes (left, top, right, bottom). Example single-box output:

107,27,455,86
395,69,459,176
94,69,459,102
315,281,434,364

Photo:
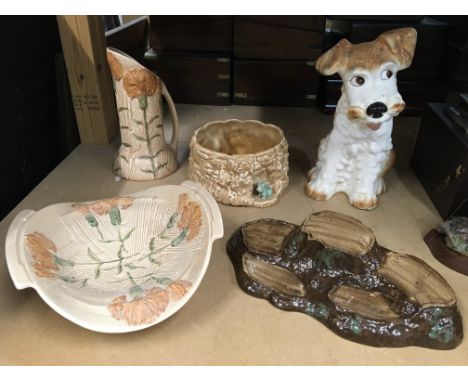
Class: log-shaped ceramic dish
226,210,463,349
6,181,223,333
188,119,289,207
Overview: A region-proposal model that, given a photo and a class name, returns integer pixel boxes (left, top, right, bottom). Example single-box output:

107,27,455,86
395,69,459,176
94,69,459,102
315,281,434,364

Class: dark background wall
0,16,78,220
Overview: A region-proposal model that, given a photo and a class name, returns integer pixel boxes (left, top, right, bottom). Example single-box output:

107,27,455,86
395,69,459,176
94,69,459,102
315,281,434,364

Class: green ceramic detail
427,307,455,343
85,213,98,227
254,181,273,199
437,216,468,256
313,248,344,270
138,94,148,110
109,207,122,226
305,302,329,319
349,318,363,335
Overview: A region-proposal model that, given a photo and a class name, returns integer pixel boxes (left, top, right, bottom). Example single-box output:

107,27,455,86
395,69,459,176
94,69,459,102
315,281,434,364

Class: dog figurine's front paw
351,199,378,210
305,176,333,201
305,183,329,201
350,190,378,210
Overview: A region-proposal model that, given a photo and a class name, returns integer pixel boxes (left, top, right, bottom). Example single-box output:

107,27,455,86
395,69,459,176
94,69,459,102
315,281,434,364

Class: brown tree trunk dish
226,211,463,349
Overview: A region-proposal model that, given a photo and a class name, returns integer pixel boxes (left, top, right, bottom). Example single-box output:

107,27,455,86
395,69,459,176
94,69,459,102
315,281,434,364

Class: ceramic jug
106,48,179,181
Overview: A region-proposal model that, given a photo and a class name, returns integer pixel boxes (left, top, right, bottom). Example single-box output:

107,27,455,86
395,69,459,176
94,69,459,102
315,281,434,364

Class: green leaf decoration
149,237,156,252
99,239,119,244
117,261,123,274
129,284,145,297
58,276,75,283
118,107,128,112
171,228,188,247
121,142,132,148
85,213,98,228
95,265,101,279
117,245,123,259
138,155,154,160
166,212,179,229
151,277,172,286
149,257,161,265
126,264,146,270
133,133,148,142
87,248,101,263
109,206,122,226
54,255,75,267
132,119,143,126
148,114,159,125
138,95,148,110
122,227,136,241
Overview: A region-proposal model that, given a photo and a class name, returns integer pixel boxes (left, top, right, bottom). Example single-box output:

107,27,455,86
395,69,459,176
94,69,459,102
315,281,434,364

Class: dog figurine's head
316,28,417,131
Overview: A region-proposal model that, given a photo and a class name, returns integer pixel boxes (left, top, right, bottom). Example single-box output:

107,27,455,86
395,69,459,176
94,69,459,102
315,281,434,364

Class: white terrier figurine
306,28,417,210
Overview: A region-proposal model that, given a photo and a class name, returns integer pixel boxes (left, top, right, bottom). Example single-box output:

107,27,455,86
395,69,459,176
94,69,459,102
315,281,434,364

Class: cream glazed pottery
107,48,179,181
188,119,289,207
306,28,417,210
5,181,223,333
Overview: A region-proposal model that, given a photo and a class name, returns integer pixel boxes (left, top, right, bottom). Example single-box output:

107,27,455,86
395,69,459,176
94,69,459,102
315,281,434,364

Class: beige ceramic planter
188,119,289,207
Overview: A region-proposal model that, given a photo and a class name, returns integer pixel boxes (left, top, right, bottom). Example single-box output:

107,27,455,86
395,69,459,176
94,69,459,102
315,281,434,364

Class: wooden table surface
1,105,467,365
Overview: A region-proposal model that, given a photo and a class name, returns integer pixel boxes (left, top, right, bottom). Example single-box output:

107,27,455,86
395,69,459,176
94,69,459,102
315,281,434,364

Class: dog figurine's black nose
366,102,388,118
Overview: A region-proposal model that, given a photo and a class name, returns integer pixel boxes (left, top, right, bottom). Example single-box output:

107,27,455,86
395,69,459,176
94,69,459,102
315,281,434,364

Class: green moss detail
253,181,273,199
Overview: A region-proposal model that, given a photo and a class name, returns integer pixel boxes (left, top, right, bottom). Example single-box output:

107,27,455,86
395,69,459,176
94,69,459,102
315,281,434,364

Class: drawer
234,16,325,60
145,51,231,105
233,60,320,107
149,16,232,53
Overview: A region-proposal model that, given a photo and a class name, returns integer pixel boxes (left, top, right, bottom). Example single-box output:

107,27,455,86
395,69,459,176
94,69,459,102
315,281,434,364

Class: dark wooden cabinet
233,16,325,60
411,103,468,219
145,51,231,105
147,15,325,106
149,16,232,53
147,16,232,105
233,60,319,107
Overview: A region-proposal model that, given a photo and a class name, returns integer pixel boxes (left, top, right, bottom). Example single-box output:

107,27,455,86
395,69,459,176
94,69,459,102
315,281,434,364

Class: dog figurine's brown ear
315,38,352,76
377,27,417,71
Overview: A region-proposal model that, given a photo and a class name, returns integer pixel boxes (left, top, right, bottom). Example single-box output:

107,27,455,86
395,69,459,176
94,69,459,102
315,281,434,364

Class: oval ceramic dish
5,181,223,333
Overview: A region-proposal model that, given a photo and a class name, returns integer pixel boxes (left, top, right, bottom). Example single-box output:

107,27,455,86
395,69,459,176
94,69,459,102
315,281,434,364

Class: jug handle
161,82,179,152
